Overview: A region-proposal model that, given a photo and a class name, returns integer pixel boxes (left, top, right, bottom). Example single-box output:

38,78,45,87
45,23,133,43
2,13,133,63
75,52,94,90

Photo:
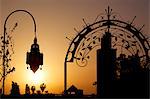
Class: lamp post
2,10,37,95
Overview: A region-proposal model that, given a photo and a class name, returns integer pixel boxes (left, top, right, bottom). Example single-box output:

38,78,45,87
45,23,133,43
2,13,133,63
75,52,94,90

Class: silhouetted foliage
0,88,2,94
31,86,36,94
40,83,46,93
25,84,30,95
10,81,20,96
36,90,41,94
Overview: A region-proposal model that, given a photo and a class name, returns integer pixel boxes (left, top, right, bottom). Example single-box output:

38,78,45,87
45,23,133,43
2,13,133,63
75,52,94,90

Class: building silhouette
97,32,149,98
97,32,116,97
65,85,83,97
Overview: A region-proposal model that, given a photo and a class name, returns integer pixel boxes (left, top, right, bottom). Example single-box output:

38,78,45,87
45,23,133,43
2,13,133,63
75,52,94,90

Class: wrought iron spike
130,16,136,25
82,18,88,27
66,37,72,41
138,24,145,31
74,28,79,33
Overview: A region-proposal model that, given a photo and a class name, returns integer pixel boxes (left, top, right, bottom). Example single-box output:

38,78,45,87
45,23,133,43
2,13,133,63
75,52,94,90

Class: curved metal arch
65,19,150,64
4,10,37,36
64,17,150,93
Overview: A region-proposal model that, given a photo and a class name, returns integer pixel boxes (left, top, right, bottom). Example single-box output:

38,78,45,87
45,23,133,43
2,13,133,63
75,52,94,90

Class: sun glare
27,69,46,85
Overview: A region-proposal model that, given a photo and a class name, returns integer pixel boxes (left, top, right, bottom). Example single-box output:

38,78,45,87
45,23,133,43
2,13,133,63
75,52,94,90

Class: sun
27,69,46,85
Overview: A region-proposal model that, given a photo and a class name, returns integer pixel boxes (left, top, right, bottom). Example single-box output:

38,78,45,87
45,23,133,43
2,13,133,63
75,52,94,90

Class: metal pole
64,60,67,95
64,64,66,93
2,10,36,95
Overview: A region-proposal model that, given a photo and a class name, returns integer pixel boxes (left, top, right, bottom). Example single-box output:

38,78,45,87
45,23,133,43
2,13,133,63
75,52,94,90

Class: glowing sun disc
27,69,45,85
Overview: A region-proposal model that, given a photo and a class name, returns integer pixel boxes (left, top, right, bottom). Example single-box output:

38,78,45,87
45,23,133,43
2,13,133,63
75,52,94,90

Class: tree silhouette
10,81,20,96
0,88,2,94
31,86,36,94
40,83,46,93
25,84,30,95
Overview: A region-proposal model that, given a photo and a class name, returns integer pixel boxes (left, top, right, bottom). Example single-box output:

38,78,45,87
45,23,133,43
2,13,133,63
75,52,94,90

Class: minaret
97,32,116,97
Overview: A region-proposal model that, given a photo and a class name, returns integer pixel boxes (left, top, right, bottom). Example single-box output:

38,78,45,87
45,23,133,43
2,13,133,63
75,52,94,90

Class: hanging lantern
26,37,43,73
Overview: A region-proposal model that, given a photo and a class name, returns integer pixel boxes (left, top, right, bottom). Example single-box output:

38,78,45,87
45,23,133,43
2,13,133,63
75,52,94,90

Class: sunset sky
0,0,149,95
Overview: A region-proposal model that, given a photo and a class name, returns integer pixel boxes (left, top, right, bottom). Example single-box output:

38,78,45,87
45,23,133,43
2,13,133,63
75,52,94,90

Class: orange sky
0,0,149,95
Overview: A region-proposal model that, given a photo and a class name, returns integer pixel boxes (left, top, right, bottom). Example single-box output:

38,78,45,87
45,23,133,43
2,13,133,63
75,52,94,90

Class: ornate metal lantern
26,37,43,73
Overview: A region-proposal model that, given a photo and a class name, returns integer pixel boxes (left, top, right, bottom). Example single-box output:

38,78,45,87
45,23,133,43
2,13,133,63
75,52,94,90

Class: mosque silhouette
96,32,149,98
